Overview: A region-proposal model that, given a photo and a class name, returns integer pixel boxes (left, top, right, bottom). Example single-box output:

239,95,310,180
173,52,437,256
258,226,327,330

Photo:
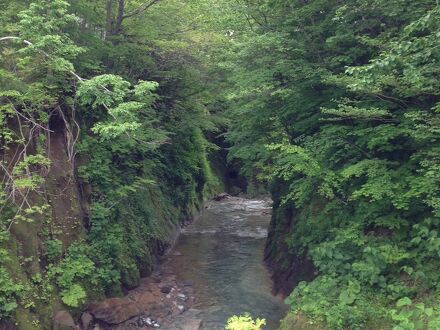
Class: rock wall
264,181,316,297
0,120,83,329
0,117,219,329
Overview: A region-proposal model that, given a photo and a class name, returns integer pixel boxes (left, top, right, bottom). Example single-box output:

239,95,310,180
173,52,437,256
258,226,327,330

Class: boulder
134,291,157,307
80,312,94,330
87,298,140,325
53,310,76,330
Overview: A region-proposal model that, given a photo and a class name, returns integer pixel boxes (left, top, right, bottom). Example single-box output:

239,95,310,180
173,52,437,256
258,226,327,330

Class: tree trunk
106,0,115,37
115,0,125,36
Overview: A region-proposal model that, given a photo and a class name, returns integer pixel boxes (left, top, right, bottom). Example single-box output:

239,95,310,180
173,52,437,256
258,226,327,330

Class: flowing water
166,197,288,329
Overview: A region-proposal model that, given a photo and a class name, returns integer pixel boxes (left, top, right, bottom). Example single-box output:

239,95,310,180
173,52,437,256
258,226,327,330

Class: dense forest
0,0,439,329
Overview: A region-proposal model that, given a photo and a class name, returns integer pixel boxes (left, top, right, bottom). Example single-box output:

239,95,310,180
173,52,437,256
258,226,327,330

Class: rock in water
181,318,203,330
212,193,230,201
162,315,203,330
178,280,194,287
177,293,188,301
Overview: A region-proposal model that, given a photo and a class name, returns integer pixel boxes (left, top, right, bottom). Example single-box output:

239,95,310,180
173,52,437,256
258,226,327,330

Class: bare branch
122,0,160,20
56,105,80,165
5,99,54,133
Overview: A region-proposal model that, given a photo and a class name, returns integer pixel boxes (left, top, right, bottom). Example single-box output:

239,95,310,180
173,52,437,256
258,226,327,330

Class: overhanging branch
0,36,85,82
122,0,160,20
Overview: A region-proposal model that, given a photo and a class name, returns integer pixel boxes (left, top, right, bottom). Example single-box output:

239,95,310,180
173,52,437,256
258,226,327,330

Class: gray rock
212,193,230,201
161,286,172,294
177,293,188,301
53,310,76,330
138,316,161,328
81,312,94,330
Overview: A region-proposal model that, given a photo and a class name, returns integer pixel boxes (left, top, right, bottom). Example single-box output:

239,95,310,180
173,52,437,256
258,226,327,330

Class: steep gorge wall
264,181,316,297
0,120,221,329
1,120,86,329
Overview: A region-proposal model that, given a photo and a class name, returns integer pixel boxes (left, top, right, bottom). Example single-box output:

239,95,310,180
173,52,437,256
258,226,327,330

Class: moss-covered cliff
264,182,316,299
0,116,221,329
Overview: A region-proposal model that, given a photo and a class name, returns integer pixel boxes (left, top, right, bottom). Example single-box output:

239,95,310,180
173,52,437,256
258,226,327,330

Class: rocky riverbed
62,261,202,330
54,195,287,330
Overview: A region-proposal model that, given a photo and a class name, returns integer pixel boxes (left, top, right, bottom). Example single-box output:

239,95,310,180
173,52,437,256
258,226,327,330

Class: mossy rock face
8,201,45,277
12,307,41,330
279,313,321,330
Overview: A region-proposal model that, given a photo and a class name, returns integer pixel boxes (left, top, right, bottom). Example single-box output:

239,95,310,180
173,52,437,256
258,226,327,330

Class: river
165,196,288,329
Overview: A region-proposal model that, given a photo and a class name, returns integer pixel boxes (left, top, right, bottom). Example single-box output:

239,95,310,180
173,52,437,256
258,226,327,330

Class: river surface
166,197,288,329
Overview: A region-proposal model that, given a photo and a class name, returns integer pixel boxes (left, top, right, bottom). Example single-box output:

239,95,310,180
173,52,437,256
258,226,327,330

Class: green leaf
396,297,412,308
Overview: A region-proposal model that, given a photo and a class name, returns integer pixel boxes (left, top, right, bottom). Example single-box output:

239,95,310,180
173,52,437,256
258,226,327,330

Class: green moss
13,307,41,330
279,313,321,330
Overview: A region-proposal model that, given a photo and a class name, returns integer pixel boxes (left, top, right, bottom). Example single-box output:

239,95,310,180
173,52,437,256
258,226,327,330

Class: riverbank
76,260,199,329
64,201,207,330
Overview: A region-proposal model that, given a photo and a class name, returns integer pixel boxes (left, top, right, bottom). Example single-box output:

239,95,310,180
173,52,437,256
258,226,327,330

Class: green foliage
225,314,266,330
1,0,223,322
8,0,438,328
0,231,23,318
287,277,385,328
47,244,95,307
0,268,21,318
77,75,166,142
45,239,63,263
60,284,86,308
224,0,440,328
389,298,440,330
